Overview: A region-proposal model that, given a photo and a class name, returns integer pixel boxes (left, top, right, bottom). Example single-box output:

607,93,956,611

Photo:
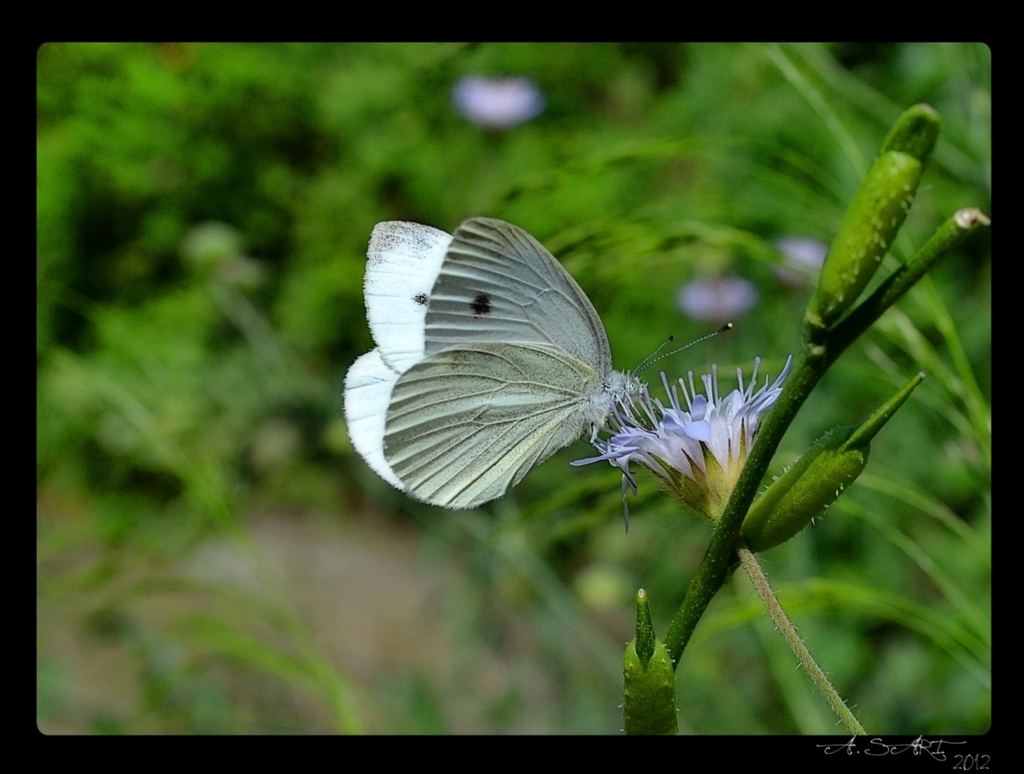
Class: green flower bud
742,373,925,552
742,425,866,553
806,105,941,336
623,589,678,735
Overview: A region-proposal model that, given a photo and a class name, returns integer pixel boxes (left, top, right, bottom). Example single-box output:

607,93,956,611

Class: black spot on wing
470,293,492,316
413,292,428,306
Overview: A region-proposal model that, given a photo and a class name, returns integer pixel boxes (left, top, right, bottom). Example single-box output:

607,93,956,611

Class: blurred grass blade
761,43,866,174
182,613,364,734
835,498,990,645
858,472,989,561
700,580,990,687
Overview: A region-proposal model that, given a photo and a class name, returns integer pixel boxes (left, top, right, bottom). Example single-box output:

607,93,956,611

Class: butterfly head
584,369,644,440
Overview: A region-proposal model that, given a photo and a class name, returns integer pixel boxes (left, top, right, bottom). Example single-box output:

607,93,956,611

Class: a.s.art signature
818,735,985,767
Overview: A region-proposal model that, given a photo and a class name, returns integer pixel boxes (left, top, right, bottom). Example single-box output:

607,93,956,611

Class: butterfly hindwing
384,342,600,508
343,348,406,490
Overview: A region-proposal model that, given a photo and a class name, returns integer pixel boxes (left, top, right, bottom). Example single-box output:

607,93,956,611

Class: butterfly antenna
634,334,676,374
639,322,734,373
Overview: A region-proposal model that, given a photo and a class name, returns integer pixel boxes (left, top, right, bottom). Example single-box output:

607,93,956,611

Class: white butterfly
343,217,641,508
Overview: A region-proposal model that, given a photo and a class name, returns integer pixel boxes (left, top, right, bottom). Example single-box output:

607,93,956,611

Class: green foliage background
37,43,990,734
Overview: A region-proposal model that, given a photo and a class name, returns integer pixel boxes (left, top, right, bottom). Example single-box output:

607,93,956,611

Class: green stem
664,349,823,665
737,543,866,735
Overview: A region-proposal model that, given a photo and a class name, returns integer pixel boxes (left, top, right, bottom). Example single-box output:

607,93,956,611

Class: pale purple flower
573,357,792,526
774,236,828,287
676,275,758,322
452,75,546,130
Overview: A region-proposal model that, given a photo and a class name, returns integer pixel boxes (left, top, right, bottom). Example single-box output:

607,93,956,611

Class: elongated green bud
741,426,866,552
806,105,941,336
742,373,925,552
623,589,678,735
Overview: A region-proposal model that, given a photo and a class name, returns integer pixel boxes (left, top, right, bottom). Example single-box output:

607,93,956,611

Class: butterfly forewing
425,218,613,374
384,343,600,508
365,221,453,372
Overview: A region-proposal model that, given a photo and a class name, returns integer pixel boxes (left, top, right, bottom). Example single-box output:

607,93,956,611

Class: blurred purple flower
452,75,545,130
676,275,758,322
774,236,828,287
